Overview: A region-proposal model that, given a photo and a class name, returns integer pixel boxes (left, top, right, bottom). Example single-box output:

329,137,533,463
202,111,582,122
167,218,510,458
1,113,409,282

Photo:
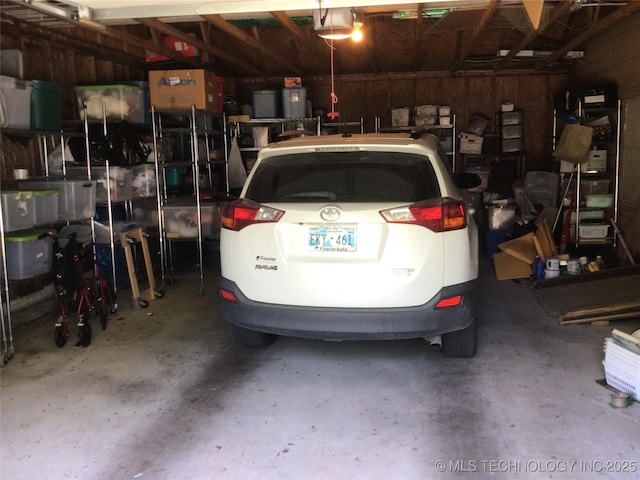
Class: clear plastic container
75,82,150,124
162,202,220,239
32,189,59,226
4,228,54,280
20,180,96,221
0,75,32,128
1,190,35,232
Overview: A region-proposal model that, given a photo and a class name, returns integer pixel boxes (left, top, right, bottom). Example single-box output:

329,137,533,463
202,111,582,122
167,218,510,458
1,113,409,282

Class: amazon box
149,69,223,112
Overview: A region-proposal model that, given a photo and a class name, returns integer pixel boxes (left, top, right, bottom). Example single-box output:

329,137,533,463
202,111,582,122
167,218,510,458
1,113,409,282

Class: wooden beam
499,1,573,66
452,0,500,74
135,17,261,77
537,1,640,70
413,3,424,71
271,11,308,44
2,2,212,71
0,12,148,70
202,14,301,75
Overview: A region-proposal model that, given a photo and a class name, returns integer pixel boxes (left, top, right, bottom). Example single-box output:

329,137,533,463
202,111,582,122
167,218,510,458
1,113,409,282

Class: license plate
308,225,356,252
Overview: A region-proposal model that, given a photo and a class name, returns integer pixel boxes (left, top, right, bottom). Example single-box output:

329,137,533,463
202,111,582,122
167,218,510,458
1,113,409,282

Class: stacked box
500,110,523,153
459,133,483,154
149,70,223,113
391,107,410,127
0,75,32,128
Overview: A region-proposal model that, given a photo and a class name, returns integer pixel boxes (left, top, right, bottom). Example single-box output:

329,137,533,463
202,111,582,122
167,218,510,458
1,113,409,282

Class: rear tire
441,319,476,358
232,324,277,347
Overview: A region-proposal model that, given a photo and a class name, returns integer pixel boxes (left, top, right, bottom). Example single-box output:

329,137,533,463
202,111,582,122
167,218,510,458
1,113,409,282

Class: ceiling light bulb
351,25,363,42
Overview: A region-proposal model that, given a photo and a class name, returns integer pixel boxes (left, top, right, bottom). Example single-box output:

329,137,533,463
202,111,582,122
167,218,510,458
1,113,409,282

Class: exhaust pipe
428,335,442,350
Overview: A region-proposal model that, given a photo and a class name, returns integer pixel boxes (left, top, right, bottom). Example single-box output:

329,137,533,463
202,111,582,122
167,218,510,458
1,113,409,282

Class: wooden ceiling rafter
134,17,257,77
270,10,308,44
361,14,380,74
202,13,301,75
0,11,148,69
498,0,573,66
412,3,424,71
451,0,500,74
536,0,640,70
1,5,207,72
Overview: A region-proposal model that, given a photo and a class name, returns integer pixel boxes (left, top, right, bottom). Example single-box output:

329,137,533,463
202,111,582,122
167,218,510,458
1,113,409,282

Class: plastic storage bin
524,171,559,207
30,80,64,131
131,197,159,227
32,189,59,226
0,75,32,128
0,50,23,78
282,87,307,118
1,190,35,232
578,224,609,238
66,166,133,204
580,178,610,195
252,90,279,118
162,202,220,239
585,194,614,208
20,180,96,222
4,228,54,280
75,82,150,124
501,111,523,126
603,337,640,399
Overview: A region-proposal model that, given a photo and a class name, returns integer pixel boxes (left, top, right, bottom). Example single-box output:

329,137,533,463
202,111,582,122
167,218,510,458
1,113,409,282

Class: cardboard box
459,133,483,154
392,107,410,127
149,69,223,112
493,252,532,280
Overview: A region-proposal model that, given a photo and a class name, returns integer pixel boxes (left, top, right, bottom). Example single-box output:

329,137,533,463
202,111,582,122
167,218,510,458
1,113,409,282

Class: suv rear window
245,151,441,203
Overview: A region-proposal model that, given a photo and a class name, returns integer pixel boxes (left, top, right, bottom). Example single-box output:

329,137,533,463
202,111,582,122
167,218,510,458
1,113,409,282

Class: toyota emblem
320,206,341,222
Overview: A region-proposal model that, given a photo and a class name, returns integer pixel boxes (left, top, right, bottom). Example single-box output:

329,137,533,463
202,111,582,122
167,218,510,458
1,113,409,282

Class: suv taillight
380,198,467,232
221,199,284,231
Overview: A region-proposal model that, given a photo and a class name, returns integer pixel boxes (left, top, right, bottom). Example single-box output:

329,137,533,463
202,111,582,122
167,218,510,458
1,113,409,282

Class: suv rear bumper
218,277,477,341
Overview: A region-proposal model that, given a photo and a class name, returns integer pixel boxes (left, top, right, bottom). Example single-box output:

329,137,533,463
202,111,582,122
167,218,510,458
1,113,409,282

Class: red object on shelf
145,36,199,63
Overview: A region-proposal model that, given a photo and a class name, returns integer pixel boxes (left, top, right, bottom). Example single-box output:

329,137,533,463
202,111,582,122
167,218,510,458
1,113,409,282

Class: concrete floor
1,258,639,480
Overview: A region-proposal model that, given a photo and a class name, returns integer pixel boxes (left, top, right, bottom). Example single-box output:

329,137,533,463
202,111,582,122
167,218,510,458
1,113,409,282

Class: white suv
218,132,480,357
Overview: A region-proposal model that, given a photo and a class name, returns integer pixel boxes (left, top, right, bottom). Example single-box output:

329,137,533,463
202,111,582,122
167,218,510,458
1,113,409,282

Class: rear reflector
219,289,238,303
435,295,462,309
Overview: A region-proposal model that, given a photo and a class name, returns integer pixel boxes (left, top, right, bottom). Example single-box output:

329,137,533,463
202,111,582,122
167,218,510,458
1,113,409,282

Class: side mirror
455,172,482,190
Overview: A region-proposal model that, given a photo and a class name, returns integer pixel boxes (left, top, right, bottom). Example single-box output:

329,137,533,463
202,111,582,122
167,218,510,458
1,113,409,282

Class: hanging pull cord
328,37,340,120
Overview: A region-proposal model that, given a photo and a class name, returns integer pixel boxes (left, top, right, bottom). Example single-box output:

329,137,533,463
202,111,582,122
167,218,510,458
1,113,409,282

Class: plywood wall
237,71,568,172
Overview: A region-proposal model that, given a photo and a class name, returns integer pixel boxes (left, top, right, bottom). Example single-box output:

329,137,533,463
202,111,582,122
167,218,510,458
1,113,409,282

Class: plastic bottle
596,255,606,270
534,256,545,280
